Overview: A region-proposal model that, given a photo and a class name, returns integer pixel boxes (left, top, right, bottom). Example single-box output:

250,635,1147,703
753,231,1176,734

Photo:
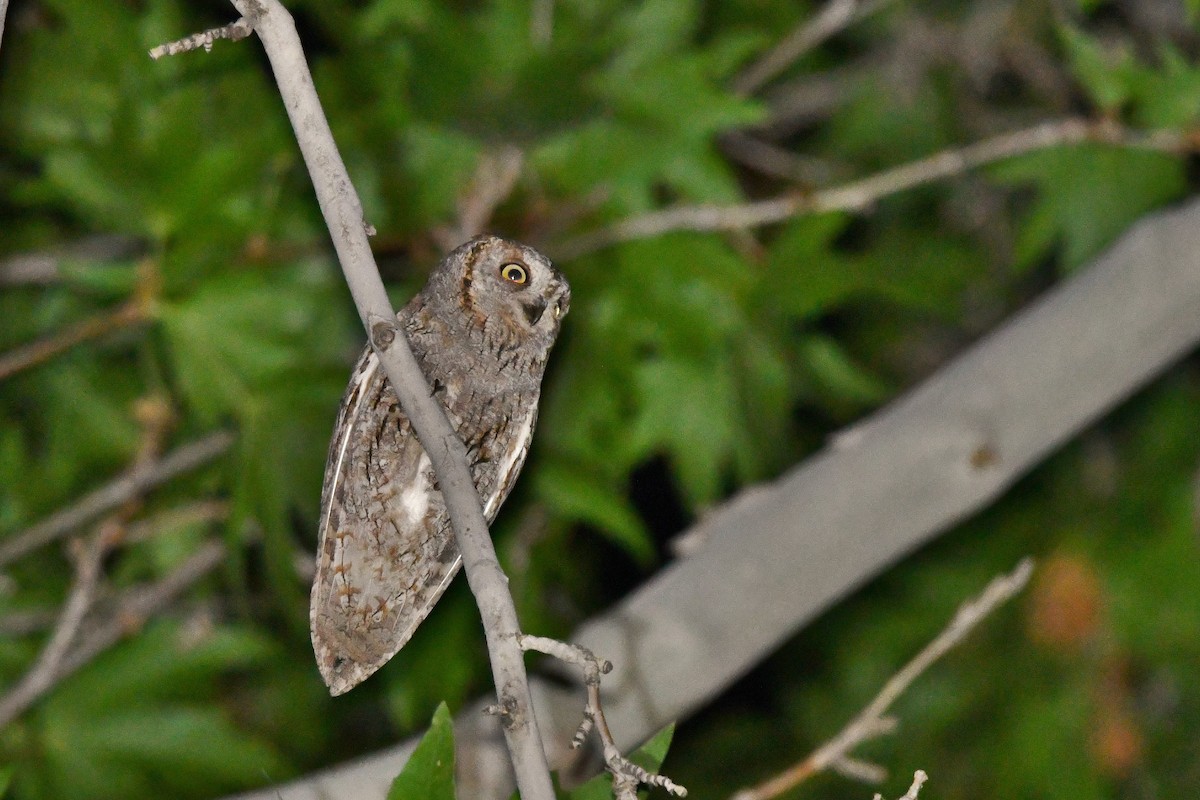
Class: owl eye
500,262,528,285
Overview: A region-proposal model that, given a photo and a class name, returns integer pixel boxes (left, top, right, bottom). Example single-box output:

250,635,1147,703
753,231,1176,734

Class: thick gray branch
223,2,553,798
228,193,1200,799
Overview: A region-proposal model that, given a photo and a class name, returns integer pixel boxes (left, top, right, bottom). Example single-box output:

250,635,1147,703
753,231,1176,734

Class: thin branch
0,431,235,569
729,559,1033,800
153,4,556,798
0,299,146,381
433,146,525,252
0,500,229,637
59,540,226,673
556,118,1198,258
520,635,688,799
0,235,143,287
732,0,899,96
148,17,253,59
0,538,227,726
0,531,110,727
52,540,226,700
873,771,928,800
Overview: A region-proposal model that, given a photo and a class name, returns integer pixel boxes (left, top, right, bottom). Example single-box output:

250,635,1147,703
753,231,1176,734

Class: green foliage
387,703,455,800
1,0,1198,798
990,145,1185,272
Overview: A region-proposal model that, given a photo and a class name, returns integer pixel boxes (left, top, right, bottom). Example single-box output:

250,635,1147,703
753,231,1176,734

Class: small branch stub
369,317,398,350
148,18,253,59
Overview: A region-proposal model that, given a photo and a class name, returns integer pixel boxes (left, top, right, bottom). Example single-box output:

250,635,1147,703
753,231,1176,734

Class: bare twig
873,771,928,800
0,609,58,636
0,537,225,725
0,235,143,287
733,0,899,96
718,130,840,185
520,635,687,799
729,559,1033,800
433,147,525,252
556,118,1197,258
0,299,146,381
148,17,252,59
0,531,111,727
0,501,228,637
59,540,226,675
0,431,235,569
153,4,556,798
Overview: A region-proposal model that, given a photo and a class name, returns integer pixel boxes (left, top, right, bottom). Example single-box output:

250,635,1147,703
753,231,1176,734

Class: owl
310,235,570,696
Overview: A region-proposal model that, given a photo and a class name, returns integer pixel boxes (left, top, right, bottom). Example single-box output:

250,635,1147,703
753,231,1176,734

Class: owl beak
521,297,548,326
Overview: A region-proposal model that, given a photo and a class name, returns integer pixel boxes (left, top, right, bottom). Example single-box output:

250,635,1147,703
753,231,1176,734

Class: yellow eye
500,262,528,284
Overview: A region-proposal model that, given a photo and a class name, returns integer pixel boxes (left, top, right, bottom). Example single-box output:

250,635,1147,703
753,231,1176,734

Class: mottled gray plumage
310,235,570,696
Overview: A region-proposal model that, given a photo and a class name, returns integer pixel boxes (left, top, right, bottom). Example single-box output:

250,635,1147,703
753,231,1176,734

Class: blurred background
1,0,1199,798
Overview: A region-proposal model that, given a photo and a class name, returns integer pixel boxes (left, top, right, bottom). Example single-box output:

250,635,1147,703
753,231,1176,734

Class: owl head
429,235,571,351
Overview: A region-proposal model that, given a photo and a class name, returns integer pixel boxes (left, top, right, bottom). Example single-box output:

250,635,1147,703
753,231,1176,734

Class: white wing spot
399,453,432,524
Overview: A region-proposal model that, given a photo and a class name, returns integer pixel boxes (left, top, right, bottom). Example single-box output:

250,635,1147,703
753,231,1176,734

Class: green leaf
630,355,739,507
1059,26,1137,113
762,213,856,319
387,702,456,800
1127,44,1200,128
534,463,653,564
800,334,890,406
989,144,1184,271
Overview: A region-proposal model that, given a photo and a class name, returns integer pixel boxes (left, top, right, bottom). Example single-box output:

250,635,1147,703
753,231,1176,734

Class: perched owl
310,235,570,696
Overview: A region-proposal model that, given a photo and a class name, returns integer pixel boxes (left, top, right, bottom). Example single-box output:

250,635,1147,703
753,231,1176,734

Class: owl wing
309,347,536,696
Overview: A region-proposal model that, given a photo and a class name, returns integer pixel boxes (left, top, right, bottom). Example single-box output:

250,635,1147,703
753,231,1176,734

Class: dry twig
0,531,110,726
0,235,143,287
729,559,1033,800
520,635,688,799
433,147,525,252
873,770,928,800
556,118,1196,258
148,17,253,59
0,299,146,382
733,0,900,96
0,431,234,569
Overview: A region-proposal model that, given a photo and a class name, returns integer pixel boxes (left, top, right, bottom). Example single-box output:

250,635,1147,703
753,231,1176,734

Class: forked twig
730,559,1034,800
520,635,688,799
0,530,110,727
0,431,235,569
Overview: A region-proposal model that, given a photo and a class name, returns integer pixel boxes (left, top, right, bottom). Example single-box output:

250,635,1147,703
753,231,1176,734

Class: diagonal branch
732,0,900,96
0,299,146,381
0,531,110,727
0,431,234,569
158,3,557,798
555,117,1197,258
730,559,1033,800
